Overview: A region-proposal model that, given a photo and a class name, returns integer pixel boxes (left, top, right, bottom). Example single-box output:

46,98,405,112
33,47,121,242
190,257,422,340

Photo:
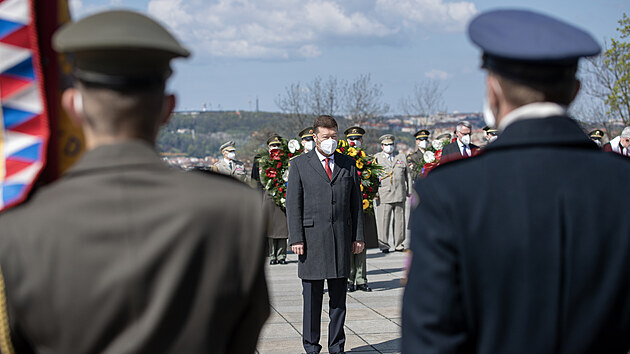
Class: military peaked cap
414,130,430,139
220,141,236,151
298,127,314,139
468,9,601,83
267,134,282,146
379,134,395,144
344,126,366,138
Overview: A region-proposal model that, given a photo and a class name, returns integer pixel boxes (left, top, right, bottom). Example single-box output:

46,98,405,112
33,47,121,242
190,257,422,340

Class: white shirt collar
224,158,232,165
315,148,334,161
498,102,567,132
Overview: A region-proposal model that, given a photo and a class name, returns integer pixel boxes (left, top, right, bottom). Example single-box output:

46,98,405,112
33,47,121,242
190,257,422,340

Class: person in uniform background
440,120,480,164
588,129,605,148
299,127,316,152
406,129,431,181
482,125,499,145
344,126,376,293
263,134,290,265
374,134,409,253
603,126,630,156
403,9,630,353
213,140,249,182
0,10,269,354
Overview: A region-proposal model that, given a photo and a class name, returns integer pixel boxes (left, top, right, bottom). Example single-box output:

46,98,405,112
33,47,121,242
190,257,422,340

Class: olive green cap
52,10,190,88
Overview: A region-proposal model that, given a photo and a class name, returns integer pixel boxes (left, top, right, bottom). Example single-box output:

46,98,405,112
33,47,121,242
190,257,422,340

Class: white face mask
483,97,496,129
418,140,428,149
350,140,362,148
460,134,471,145
320,138,337,156
227,152,236,160
593,139,602,147
489,136,498,143
383,145,394,154
303,140,315,152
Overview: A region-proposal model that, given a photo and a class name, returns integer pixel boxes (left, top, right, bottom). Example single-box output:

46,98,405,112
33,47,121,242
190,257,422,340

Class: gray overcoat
286,150,364,280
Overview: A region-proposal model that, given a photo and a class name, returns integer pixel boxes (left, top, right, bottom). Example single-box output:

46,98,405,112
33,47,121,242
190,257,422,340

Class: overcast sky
71,0,628,114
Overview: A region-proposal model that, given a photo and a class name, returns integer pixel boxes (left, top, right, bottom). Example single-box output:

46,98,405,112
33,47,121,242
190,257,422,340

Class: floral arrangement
413,139,445,178
258,138,301,209
336,139,382,214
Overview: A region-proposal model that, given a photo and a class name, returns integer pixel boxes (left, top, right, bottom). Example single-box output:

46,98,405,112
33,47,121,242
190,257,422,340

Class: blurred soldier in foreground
299,127,315,153
374,134,409,253
403,9,630,353
406,129,430,181
213,140,249,182
344,126,375,292
588,129,605,148
0,11,269,353
603,126,630,156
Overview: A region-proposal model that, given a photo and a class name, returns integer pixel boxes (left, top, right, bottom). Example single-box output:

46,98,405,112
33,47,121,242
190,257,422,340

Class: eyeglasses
302,137,314,141
269,143,281,148
383,143,393,146
415,138,427,141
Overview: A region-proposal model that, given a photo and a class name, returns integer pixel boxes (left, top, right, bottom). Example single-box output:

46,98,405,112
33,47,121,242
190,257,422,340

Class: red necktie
325,157,333,180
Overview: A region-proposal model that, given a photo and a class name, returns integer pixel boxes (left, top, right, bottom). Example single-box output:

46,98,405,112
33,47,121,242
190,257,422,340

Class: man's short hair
313,115,338,134
491,71,578,107
621,127,630,139
456,121,472,132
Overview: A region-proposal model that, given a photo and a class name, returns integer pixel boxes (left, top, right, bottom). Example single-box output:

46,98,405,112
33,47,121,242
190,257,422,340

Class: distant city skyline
72,0,628,114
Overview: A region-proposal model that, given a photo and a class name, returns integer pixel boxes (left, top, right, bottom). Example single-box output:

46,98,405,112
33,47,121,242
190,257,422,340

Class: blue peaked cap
468,9,601,80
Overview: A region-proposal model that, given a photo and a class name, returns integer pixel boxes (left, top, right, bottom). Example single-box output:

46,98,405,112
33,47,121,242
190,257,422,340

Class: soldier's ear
160,94,176,126
61,88,84,126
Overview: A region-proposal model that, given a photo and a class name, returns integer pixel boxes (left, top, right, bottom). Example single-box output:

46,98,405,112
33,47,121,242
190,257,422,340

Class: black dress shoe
269,259,277,265
278,259,287,264
381,249,390,254
356,284,372,292
347,283,355,292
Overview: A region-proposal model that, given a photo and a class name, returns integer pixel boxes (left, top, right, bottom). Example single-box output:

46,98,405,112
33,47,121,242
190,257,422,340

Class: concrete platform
256,248,408,353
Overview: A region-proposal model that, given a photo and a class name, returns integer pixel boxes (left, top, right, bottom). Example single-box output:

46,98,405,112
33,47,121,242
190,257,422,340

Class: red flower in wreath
276,161,282,169
270,150,283,161
278,187,284,193
266,168,278,178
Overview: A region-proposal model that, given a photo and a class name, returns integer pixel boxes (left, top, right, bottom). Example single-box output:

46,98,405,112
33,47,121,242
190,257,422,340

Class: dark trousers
302,278,347,353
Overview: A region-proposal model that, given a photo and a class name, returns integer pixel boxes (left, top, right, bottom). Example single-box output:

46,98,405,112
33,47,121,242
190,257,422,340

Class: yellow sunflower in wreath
361,169,371,179
348,147,358,157
356,159,364,169
362,199,370,210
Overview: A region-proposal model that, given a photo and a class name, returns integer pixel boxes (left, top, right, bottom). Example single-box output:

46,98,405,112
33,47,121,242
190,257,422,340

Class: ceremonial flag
0,0,83,212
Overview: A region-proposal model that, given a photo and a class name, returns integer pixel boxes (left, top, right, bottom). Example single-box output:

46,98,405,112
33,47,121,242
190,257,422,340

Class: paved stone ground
256,248,408,353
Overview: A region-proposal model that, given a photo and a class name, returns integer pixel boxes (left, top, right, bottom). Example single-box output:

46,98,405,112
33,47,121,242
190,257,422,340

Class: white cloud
425,69,450,80
142,0,478,60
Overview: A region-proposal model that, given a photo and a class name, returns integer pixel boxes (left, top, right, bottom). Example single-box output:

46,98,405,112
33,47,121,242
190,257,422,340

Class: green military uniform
374,134,409,253
407,129,430,181
213,141,249,182
344,126,374,292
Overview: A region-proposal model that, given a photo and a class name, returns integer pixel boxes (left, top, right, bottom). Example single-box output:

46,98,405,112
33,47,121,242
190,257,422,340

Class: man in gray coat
374,134,410,252
0,11,269,354
286,115,365,354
